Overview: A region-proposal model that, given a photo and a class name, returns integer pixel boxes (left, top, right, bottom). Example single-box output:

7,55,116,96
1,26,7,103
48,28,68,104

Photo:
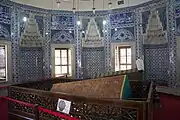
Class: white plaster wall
11,0,151,11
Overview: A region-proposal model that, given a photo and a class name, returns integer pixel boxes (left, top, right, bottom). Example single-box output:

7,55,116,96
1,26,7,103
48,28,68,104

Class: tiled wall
82,47,105,78
0,0,178,87
19,47,43,82
144,44,169,84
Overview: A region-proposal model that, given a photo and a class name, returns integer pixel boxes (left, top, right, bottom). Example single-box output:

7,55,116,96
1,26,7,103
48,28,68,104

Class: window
0,45,7,82
115,46,132,71
54,48,72,77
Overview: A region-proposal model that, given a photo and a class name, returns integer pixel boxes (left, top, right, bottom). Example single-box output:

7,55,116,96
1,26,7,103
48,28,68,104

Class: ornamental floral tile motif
0,0,178,87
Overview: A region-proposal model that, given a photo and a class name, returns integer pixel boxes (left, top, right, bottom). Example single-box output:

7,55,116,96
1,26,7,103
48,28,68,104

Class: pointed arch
52,31,73,44
112,29,133,42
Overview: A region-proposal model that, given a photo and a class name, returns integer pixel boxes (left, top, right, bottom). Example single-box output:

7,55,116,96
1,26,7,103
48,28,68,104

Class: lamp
92,8,96,14
72,8,76,13
92,0,95,14
108,0,112,9
72,0,76,13
56,0,61,8
77,21,81,26
23,17,27,22
103,20,107,25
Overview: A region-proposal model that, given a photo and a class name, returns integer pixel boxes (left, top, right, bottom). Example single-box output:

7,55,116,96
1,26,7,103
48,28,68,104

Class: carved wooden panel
9,86,142,120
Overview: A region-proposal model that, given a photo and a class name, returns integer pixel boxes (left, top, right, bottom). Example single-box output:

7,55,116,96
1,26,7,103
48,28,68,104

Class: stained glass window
115,46,132,71
55,48,72,77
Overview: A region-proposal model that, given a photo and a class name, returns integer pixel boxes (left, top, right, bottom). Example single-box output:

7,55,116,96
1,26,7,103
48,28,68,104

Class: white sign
56,98,71,114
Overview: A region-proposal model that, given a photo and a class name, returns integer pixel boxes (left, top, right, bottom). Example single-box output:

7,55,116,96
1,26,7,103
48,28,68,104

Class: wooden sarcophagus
51,75,132,100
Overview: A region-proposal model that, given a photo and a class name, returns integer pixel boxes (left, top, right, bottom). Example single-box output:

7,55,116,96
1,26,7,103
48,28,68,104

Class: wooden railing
13,78,150,100
146,82,154,120
8,79,153,120
9,85,149,120
91,68,141,80
7,70,154,120
14,77,76,91
1,96,79,120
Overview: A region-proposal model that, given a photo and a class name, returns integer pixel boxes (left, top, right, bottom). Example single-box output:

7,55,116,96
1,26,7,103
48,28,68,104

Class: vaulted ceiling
11,0,151,11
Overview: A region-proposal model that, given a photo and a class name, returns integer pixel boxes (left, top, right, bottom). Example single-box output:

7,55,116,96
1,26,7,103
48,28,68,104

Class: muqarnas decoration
83,18,103,48
143,9,167,44
20,13,43,47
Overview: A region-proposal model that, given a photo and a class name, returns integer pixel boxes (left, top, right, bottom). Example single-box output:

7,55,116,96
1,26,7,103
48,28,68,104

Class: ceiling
11,0,151,11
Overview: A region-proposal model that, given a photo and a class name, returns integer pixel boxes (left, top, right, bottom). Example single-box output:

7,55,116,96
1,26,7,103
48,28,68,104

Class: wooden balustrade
8,79,153,120
9,85,148,120
2,96,79,120
7,69,154,120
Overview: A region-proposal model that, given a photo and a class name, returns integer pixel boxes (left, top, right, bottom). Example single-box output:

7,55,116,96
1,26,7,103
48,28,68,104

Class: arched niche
82,18,105,78
19,13,44,82
143,9,168,83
